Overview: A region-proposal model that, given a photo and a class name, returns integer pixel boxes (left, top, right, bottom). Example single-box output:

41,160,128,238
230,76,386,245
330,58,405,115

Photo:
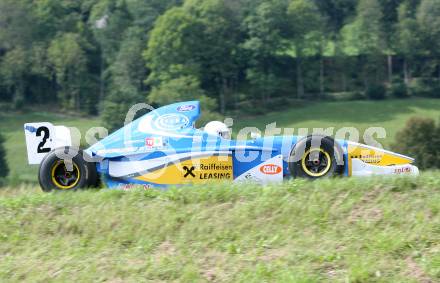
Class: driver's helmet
204,121,231,140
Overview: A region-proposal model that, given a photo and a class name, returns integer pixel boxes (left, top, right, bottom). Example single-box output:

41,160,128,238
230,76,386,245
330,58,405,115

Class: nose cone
411,165,420,176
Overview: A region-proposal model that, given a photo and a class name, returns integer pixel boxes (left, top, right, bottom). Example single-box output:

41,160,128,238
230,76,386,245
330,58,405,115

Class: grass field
234,98,440,145
0,175,439,282
1,98,440,184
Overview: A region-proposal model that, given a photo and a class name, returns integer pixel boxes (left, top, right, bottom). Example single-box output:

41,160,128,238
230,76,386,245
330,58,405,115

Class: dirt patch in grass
198,250,229,282
348,186,384,223
404,257,433,283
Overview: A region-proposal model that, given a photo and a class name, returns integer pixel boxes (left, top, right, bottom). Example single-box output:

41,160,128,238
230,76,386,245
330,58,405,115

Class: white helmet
204,121,231,139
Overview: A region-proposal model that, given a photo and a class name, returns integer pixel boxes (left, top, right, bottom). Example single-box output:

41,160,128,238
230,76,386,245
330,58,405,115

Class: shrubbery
388,78,408,98
408,78,440,98
0,134,9,185
366,84,386,100
392,117,440,169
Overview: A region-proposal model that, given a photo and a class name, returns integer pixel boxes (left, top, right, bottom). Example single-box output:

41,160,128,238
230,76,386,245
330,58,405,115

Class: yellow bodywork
347,143,414,176
135,155,233,185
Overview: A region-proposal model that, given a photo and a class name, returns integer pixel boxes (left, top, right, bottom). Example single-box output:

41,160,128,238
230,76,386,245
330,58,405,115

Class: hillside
234,98,440,145
1,98,440,184
0,175,439,282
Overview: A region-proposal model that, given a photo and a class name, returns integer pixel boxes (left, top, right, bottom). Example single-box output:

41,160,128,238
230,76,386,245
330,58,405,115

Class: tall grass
1,174,439,282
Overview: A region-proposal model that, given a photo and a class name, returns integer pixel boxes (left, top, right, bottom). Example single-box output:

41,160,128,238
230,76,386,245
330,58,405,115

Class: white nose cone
411,165,420,176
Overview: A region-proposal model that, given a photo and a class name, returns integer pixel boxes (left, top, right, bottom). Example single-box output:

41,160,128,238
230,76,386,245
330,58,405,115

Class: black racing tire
288,135,344,179
38,147,98,192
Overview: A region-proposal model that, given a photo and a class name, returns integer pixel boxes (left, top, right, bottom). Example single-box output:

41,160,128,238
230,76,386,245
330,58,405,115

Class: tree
378,0,406,84
102,28,148,132
148,76,221,126
0,0,36,108
144,7,202,85
242,0,288,103
315,0,357,94
0,47,29,108
183,0,242,113
0,0,35,50
48,33,88,111
342,0,385,89
145,0,241,114
315,0,358,32
287,0,325,99
90,0,133,62
398,2,422,84
99,0,183,130
0,133,9,180
417,0,440,80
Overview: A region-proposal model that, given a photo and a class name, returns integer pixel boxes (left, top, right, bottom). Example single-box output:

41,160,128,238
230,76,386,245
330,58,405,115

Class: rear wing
24,122,72,165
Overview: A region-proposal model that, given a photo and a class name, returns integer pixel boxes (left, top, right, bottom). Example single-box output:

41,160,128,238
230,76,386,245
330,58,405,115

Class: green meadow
234,98,440,146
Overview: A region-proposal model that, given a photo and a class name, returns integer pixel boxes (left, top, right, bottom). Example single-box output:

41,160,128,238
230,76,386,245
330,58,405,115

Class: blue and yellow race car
24,101,419,191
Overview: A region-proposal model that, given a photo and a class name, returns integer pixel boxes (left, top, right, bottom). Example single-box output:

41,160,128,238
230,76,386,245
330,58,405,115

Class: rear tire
289,135,344,179
38,147,98,192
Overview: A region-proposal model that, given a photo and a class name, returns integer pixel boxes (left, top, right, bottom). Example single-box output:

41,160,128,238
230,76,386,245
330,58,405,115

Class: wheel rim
51,160,80,190
301,148,332,177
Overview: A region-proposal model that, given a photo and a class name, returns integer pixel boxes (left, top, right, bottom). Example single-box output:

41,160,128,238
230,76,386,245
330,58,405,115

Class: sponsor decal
177,104,196,112
199,172,232,179
97,147,138,155
181,158,233,181
145,137,167,149
155,114,189,130
25,125,37,133
183,166,196,178
394,167,412,174
244,172,261,182
351,154,382,164
124,139,145,145
134,155,233,185
118,184,152,191
260,164,282,175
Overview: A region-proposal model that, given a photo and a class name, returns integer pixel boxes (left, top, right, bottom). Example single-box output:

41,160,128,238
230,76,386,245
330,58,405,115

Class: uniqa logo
260,164,282,175
177,104,196,112
154,114,190,130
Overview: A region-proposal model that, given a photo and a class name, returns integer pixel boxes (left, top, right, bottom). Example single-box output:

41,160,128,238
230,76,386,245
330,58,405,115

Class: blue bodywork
84,101,348,188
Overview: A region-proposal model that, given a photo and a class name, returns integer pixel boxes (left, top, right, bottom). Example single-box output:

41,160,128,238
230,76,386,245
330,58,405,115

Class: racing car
24,101,419,191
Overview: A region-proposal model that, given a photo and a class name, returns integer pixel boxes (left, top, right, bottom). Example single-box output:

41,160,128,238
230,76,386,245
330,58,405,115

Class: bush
349,91,366,101
12,93,25,110
392,117,440,170
408,78,440,98
366,84,386,100
0,133,9,183
235,100,265,115
388,78,408,98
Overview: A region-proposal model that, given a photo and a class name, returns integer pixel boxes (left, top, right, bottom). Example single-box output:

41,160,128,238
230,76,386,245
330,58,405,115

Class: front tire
38,147,98,192
289,135,344,179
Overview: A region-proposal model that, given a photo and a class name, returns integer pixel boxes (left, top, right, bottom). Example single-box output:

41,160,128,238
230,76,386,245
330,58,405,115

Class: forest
1,0,440,130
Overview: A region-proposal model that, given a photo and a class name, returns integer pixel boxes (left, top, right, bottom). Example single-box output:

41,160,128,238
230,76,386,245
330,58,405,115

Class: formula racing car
24,101,419,191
